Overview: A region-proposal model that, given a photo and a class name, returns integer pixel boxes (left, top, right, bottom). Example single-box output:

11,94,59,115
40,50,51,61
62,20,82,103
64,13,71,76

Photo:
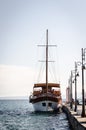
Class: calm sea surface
0,100,72,130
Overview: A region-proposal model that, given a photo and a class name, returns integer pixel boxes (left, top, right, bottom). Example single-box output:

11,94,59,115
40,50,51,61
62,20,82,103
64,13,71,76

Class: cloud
0,64,36,97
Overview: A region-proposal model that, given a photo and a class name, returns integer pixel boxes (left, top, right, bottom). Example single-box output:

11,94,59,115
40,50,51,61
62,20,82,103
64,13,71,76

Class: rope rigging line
37,62,45,83
36,31,46,83
48,46,58,82
35,30,60,84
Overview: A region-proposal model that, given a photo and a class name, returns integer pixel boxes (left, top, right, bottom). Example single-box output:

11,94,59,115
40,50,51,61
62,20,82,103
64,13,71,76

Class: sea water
0,100,72,130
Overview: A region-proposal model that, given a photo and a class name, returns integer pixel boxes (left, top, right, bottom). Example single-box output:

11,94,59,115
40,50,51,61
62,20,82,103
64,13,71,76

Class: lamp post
74,62,77,112
70,71,74,109
70,71,72,109
70,66,79,112
67,79,71,104
74,62,79,112
81,48,86,117
68,77,71,107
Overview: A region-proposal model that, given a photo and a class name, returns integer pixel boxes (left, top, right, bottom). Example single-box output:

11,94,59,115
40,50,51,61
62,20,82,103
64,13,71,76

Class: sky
0,0,86,99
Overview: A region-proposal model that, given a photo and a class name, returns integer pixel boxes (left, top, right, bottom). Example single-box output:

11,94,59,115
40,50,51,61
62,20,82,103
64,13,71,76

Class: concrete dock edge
62,105,86,130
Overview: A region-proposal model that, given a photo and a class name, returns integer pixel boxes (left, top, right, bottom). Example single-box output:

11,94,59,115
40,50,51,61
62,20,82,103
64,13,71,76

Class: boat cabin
33,83,61,96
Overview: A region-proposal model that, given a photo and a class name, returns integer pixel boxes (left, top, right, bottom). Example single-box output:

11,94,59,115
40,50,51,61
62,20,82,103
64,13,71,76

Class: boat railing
30,91,61,99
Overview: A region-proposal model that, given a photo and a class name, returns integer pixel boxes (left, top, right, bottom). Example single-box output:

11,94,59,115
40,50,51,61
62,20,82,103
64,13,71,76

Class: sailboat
29,30,62,112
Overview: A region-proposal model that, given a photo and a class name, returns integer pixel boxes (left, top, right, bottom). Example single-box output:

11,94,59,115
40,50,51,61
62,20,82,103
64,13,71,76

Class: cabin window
48,102,52,107
42,102,46,106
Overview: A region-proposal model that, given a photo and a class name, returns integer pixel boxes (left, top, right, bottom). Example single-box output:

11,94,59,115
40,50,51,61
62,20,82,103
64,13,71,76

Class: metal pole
70,71,73,109
46,29,48,94
74,62,77,112
69,78,71,106
81,48,85,117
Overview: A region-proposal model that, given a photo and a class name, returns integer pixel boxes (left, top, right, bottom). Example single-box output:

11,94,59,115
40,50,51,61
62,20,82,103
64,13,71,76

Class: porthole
42,102,46,106
48,102,52,106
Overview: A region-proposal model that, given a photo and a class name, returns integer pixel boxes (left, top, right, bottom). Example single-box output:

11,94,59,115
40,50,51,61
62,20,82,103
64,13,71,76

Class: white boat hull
33,100,59,112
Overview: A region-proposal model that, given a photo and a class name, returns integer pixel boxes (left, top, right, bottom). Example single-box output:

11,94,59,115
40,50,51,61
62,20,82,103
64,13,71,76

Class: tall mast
46,29,48,93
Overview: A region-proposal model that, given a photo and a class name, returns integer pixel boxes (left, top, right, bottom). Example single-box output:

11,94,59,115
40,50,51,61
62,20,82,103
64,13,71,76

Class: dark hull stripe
30,96,59,103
